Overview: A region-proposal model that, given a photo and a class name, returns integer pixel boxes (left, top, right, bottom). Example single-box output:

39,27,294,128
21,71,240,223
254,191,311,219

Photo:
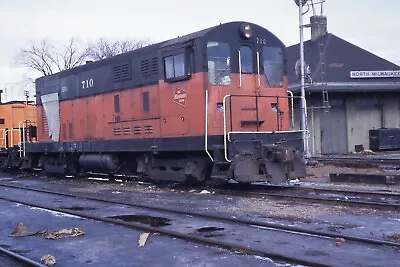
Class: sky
0,0,399,102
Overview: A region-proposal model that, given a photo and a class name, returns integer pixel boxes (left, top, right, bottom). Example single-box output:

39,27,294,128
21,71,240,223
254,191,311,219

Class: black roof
36,21,286,84
287,33,400,93
160,26,215,48
36,25,211,82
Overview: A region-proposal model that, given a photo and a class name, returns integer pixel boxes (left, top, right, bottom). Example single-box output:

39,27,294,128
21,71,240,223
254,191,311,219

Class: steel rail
0,246,46,267
212,188,400,211
291,186,400,199
0,183,399,249
312,156,400,164
220,183,400,199
0,195,332,267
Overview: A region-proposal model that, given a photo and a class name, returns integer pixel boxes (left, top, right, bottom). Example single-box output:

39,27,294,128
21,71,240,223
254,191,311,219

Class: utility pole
295,0,310,159
24,90,29,105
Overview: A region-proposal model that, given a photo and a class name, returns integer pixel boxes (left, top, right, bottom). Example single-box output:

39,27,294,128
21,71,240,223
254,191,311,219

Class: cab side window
207,42,231,86
263,46,284,87
164,53,189,82
239,46,253,74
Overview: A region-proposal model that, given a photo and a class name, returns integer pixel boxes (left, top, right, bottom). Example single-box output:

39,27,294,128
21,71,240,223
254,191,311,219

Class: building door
321,98,348,154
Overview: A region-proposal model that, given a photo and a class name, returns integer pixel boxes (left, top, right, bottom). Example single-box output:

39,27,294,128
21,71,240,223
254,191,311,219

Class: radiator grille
113,62,131,83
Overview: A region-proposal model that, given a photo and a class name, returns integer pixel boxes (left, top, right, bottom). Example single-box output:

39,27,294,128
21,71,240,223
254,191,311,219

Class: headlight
240,23,252,39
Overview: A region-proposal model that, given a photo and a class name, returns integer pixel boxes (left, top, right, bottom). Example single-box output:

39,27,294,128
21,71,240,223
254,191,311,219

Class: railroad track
0,182,399,267
213,183,400,211
312,156,400,166
5,174,400,211
0,246,46,267
67,171,400,210
70,172,400,211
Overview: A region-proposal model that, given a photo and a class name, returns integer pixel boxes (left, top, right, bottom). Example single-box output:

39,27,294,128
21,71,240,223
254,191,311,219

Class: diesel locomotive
6,21,307,184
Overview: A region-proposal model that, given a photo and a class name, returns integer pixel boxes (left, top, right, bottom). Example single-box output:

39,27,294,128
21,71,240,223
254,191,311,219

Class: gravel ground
1,166,399,231
0,171,399,267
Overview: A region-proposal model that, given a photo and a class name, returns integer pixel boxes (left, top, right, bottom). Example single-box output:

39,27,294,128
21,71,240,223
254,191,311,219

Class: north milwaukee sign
350,70,400,78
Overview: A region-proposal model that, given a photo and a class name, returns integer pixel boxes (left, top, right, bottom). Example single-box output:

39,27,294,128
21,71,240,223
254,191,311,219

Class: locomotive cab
203,22,307,183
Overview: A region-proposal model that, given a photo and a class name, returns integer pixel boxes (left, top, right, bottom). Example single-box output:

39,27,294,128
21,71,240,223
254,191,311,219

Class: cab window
164,53,186,81
207,42,231,86
240,46,253,73
263,47,284,87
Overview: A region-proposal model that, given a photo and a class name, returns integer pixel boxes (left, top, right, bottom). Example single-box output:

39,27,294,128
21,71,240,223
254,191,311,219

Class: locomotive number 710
256,37,267,45
81,79,94,89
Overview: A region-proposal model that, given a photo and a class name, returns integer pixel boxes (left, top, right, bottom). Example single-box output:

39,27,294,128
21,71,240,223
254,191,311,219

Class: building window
263,46,284,87
240,46,253,74
164,53,186,81
0,118,4,125
207,42,231,86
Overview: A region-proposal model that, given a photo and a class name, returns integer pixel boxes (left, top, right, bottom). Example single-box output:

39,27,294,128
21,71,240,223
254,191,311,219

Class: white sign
350,70,400,78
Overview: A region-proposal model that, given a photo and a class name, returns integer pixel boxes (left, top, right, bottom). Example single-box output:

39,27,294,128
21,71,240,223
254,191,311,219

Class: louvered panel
123,127,132,135
133,126,141,135
144,125,153,134
113,62,131,83
113,127,122,136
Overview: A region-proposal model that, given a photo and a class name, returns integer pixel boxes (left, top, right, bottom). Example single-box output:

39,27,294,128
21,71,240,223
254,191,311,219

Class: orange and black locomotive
12,21,307,184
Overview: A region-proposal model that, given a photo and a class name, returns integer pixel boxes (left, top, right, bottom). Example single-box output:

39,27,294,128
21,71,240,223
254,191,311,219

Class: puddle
197,227,225,232
107,215,171,227
59,206,96,211
196,227,225,237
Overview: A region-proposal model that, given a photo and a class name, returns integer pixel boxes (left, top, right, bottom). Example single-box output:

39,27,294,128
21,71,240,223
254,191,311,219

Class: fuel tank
78,154,120,173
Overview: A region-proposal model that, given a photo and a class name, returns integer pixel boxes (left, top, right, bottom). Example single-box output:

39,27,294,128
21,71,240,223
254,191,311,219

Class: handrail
222,94,309,161
256,52,261,88
11,128,13,149
17,121,29,157
204,90,214,162
238,50,242,87
223,94,232,162
287,90,295,129
228,130,309,142
22,122,26,157
18,122,23,157
0,129,6,148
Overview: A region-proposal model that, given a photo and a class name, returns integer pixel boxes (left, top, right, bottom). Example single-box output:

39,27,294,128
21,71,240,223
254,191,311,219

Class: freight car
15,21,307,184
0,99,37,168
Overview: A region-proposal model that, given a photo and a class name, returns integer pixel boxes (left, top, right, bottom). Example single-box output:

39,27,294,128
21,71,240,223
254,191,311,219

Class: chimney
310,15,327,41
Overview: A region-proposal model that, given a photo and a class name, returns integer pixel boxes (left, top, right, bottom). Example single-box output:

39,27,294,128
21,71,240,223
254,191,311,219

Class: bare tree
16,37,152,77
50,38,91,72
87,38,152,61
16,38,90,76
17,39,55,76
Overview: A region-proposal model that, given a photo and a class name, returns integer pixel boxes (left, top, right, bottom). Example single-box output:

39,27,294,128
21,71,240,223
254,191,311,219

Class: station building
287,17,400,155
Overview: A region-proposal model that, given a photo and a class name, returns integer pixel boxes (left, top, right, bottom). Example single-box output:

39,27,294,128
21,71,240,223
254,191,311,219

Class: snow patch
30,207,81,218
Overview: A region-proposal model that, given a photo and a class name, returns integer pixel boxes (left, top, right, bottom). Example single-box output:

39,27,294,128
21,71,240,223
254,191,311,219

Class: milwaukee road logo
173,88,187,107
